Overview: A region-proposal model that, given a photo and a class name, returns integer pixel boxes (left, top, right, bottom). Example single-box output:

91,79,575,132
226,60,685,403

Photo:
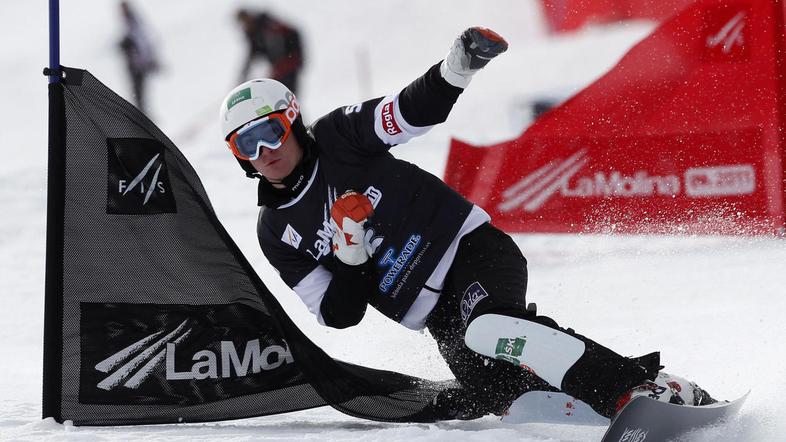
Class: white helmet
219,78,300,140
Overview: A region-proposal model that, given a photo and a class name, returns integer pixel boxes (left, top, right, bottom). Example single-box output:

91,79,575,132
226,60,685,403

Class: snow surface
2,1,785,440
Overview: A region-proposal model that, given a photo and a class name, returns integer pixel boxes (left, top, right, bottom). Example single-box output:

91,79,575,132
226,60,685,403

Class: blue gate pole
49,0,60,83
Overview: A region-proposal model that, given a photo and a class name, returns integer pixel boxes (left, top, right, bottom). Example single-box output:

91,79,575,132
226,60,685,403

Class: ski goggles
226,112,293,161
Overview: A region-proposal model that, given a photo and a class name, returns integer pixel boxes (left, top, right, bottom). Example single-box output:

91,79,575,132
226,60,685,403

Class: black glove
441,27,509,88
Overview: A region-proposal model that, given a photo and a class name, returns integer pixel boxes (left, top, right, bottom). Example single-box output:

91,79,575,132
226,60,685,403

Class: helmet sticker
255,105,274,116
227,88,252,110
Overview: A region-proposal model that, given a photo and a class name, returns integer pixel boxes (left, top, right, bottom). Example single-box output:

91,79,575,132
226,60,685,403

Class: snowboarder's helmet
219,79,300,141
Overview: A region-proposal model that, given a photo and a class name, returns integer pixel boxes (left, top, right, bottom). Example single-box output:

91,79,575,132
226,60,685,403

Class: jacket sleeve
318,261,377,329
314,61,464,157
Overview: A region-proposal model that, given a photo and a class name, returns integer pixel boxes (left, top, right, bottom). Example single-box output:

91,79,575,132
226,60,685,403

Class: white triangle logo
281,224,302,249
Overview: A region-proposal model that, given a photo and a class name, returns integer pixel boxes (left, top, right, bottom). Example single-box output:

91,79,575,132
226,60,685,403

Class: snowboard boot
615,372,717,414
426,387,515,421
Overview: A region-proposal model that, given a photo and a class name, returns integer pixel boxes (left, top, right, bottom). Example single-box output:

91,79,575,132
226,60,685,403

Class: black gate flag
43,67,448,425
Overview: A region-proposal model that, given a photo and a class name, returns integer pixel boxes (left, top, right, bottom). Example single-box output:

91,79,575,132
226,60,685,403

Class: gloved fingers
460,27,508,70
331,191,374,227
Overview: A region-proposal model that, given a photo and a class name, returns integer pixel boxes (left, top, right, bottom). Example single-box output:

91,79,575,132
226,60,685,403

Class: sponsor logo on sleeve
380,101,402,135
460,282,489,324
107,138,176,214
344,103,363,114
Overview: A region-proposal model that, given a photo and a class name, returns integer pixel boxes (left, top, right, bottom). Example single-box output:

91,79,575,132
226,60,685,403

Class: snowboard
501,391,609,426
600,391,749,442
503,390,748,442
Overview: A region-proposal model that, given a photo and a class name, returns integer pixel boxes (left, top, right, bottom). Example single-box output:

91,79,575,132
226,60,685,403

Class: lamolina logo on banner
107,138,177,214
80,303,297,405
94,318,294,391
498,150,756,213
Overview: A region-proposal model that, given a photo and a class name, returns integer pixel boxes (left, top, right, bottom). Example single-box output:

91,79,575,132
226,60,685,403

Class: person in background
118,1,159,113
235,8,304,94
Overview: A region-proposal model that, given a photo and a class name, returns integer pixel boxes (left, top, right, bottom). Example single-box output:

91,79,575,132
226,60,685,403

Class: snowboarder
235,8,304,93
118,1,159,113
218,27,715,420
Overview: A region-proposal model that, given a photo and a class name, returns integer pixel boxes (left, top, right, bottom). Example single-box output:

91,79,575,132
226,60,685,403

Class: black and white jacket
257,62,489,330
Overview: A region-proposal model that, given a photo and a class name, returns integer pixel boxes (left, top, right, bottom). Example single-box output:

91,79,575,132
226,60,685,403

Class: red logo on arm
381,102,402,135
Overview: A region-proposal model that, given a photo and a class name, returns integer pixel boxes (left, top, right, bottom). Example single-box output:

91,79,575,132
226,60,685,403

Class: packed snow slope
2,1,785,440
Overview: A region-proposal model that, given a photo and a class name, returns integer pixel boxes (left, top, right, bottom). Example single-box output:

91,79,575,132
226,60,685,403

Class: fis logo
94,318,293,391
706,11,746,55
703,6,750,61
117,153,167,205
107,138,176,214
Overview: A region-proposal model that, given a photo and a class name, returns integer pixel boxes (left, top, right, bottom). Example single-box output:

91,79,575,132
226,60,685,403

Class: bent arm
318,61,465,154
318,262,376,329
397,61,464,128
289,262,374,329
259,216,373,329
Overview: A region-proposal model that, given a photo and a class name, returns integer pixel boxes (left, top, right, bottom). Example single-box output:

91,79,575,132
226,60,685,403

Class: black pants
425,223,660,418
130,70,147,113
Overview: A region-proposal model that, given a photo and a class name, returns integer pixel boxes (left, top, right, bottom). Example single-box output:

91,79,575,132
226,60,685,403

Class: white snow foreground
2,0,785,441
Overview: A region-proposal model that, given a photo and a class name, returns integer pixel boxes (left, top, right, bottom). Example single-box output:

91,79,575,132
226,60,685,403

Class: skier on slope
118,1,159,113
218,27,716,420
234,8,304,93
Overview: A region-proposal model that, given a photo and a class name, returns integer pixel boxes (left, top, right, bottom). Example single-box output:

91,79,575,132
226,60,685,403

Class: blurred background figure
236,8,304,93
118,1,159,113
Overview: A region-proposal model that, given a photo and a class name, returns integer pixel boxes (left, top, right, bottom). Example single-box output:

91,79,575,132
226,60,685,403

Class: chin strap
236,157,261,179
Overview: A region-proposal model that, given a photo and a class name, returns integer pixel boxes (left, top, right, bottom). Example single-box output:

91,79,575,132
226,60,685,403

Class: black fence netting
43,67,448,425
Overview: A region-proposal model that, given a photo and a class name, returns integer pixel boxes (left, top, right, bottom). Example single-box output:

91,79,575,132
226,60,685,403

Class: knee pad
464,313,585,388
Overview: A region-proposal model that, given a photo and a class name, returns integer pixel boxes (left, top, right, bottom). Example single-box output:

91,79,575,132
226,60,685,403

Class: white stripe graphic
123,328,192,389
523,159,587,212
501,162,556,200
123,153,160,196
498,149,588,212
143,164,163,205
95,330,165,373
707,12,746,54
97,319,190,391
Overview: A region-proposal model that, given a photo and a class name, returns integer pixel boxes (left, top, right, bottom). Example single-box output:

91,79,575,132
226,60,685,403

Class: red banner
447,0,786,234
541,0,698,33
